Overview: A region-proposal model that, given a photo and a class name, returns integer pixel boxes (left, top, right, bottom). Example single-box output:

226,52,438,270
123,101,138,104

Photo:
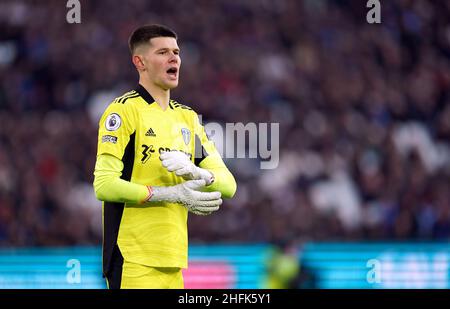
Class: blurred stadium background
0,0,449,288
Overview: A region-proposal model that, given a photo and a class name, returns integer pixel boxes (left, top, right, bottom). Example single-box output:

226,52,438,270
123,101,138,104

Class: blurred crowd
0,0,449,247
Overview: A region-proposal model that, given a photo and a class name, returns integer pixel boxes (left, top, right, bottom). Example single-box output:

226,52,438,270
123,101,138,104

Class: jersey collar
135,84,155,105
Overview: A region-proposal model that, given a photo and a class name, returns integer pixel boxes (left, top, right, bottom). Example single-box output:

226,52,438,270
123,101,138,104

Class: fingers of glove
160,151,176,160
161,151,189,162
190,211,209,216
162,158,185,169
192,202,221,212
195,198,222,208
189,190,221,201
184,179,206,190
190,209,213,216
196,168,213,184
187,200,222,213
160,151,175,162
161,159,170,168
166,163,185,172
175,166,193,176
161,158,177,168
162,158,191,171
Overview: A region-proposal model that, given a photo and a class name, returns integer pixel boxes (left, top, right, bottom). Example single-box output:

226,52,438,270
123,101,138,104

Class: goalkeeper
93,24,236,289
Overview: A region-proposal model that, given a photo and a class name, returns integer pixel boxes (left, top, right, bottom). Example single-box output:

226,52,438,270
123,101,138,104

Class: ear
132,54,146,71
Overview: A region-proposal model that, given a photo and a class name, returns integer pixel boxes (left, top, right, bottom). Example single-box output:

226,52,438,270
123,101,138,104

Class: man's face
140,37,181,90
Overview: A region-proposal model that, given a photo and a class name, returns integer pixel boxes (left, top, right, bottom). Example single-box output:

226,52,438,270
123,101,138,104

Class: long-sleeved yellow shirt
93,85,236,276
94,152,236,204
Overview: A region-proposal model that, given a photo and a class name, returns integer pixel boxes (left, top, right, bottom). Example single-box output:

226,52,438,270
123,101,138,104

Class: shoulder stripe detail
175,105,193,110
170,100,193,110
120,93,140,104
113,91,138,103
119,90,137,98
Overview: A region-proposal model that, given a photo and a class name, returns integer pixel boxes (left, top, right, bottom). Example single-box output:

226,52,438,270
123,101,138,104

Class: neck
139,78,170,110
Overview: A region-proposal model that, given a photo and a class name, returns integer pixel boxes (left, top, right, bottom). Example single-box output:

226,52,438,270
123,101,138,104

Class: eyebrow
155,47,180,52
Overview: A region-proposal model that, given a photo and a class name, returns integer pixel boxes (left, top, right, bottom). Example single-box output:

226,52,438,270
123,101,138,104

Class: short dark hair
128,24,177,55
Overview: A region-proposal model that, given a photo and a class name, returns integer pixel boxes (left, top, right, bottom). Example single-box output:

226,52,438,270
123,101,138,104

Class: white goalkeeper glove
146,179,221,215
161,151,214,185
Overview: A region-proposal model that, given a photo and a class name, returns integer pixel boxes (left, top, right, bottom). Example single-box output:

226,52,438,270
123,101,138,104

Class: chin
166,80,179,89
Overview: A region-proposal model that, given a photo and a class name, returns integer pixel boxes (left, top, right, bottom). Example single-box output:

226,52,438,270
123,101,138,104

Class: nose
169,52,178,64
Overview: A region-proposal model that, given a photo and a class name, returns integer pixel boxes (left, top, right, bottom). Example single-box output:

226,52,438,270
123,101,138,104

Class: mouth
166,67,178,79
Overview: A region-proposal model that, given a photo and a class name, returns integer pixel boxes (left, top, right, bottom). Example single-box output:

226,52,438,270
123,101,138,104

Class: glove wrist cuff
141,186,154,203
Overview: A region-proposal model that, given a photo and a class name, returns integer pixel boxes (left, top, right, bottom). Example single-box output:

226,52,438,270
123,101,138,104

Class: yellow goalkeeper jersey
96,85,226,272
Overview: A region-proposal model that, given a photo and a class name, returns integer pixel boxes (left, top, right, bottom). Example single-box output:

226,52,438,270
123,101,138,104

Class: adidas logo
145,128,156,137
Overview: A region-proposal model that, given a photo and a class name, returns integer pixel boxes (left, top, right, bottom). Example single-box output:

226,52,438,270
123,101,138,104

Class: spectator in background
0,0,449,246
